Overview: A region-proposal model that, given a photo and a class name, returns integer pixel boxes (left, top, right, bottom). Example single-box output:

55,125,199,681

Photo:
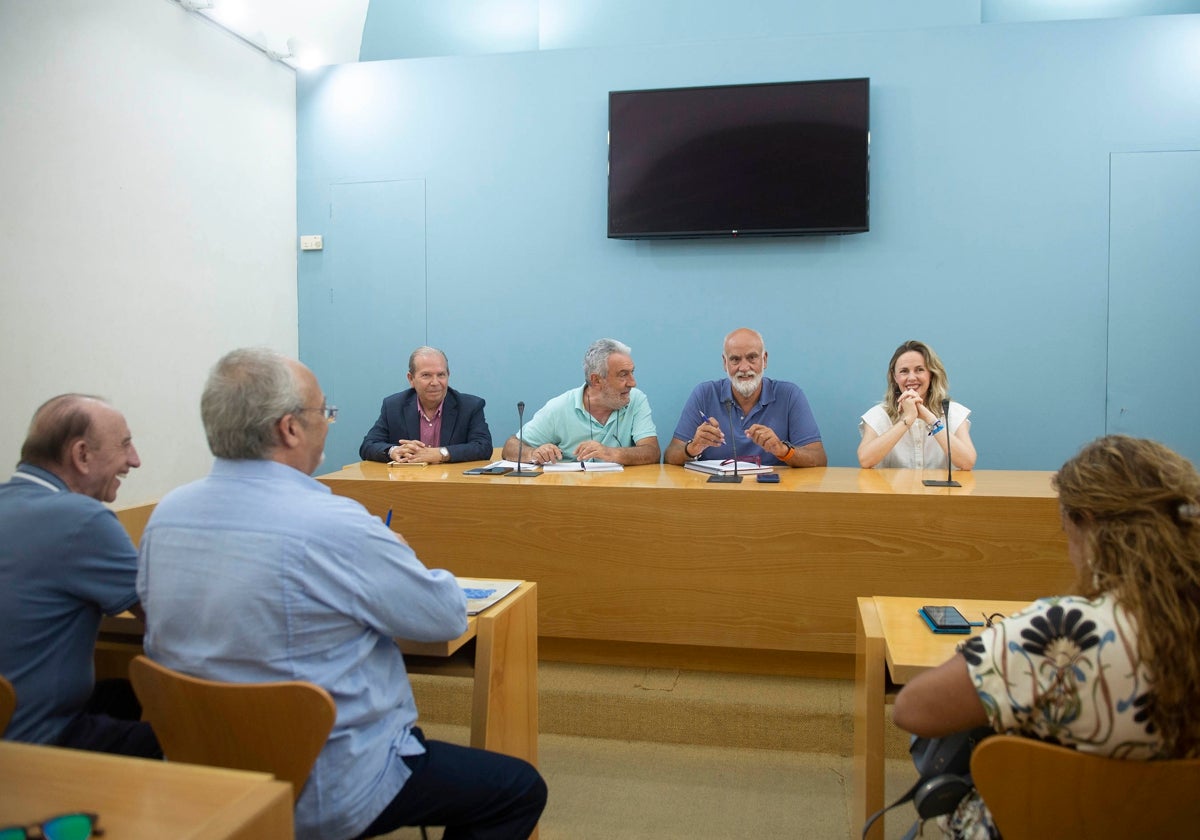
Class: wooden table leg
854,596,886,840
471,582,539,767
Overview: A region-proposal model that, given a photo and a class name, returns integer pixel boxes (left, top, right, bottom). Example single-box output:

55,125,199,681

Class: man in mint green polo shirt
501,338,660,465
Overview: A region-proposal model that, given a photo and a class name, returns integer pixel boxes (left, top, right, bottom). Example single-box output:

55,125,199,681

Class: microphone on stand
508,400,542,478
922,398,961,488
708,398,743,484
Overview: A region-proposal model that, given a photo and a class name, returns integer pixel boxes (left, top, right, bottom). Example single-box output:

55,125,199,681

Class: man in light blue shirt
138,348,545,840
500,338,660,465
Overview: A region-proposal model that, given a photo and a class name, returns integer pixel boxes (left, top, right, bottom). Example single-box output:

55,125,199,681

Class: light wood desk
854,595,1032,839
310,461,1072,676
0,740,292,838
97,582,539,768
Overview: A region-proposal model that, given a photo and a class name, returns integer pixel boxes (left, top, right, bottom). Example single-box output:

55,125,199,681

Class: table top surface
871,595,1036,683
100,580,532,658
320,460,1058,499
0,741,291,834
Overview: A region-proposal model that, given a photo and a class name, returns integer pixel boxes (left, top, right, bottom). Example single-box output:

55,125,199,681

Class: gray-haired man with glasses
138,348,545,840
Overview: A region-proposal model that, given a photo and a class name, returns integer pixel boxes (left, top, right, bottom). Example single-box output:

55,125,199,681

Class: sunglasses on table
0,813,103,840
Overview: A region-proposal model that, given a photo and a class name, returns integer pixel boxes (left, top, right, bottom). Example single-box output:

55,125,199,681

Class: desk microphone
922,398,961,488
708,398,743,484
508,400,541,478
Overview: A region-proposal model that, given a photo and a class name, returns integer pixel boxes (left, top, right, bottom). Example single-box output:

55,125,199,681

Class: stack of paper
683,459,773,476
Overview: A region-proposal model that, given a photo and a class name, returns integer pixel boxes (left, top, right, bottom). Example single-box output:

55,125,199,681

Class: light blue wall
298,13,1200,471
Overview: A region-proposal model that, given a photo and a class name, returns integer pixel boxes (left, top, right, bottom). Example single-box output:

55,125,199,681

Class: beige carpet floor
373,662,922,839
379,723,920,840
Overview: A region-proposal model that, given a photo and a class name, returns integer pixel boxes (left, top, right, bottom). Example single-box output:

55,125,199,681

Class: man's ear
66,438,90,473
276,413,303,449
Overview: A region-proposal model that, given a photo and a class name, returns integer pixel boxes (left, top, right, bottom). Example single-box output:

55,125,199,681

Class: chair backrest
0,674,15,735
128,654,336,803
971,735,1200,840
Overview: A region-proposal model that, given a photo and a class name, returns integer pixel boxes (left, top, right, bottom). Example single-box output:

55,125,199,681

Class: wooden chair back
971,735,1200,839
0,675,15,735
129,655,336,802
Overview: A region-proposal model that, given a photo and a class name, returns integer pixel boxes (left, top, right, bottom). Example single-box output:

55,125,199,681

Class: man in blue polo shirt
0,394,160,756
665,328,827,468
501,337,660,465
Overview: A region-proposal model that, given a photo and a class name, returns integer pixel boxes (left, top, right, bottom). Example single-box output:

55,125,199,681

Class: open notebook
457,577,522,615
541,461,623,472
683,459,773,476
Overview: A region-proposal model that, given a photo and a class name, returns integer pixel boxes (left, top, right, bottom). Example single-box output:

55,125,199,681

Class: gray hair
201,348,305,460
583,338,632,382
408,346,448,374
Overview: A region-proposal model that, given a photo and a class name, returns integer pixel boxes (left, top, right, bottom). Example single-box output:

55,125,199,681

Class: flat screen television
607,77,870,239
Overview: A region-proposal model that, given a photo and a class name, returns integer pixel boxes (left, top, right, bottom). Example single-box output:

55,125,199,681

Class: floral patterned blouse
943,595,1162,839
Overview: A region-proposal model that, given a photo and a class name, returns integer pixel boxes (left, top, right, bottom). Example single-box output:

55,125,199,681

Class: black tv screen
607,78,870,239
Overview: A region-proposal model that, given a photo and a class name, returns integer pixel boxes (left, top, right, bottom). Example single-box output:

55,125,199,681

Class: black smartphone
920,605,972,633
463,466,513,475
756,473,780,483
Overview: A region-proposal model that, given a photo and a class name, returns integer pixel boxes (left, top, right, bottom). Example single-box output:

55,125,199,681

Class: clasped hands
897,390,938,426
388,440,441,464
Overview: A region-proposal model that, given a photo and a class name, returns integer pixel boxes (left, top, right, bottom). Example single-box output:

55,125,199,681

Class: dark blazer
359,386,493,463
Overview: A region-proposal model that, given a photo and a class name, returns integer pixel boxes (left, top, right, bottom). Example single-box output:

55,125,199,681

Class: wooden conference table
0,740,292,838
97,579,540,768
854,595,1031,839
317,461,1072,677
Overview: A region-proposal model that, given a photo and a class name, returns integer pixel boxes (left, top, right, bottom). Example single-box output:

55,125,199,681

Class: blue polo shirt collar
11,463,69,493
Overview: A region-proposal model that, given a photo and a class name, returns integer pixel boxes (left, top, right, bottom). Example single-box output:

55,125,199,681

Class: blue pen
384,509,393,527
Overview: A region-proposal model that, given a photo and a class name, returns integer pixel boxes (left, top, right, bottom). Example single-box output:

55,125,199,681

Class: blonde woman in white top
858,340,976,470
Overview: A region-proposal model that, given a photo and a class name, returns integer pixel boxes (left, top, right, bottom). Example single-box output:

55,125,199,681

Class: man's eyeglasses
299,405,338,423
0,812,103,840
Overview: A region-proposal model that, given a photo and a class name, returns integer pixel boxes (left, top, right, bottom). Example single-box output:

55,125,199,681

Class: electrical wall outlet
299,235,324,251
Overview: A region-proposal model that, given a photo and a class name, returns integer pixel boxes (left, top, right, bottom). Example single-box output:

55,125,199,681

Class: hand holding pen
692,409,725,451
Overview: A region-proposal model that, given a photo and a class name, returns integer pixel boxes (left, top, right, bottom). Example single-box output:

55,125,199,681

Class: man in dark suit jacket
359,346,493,464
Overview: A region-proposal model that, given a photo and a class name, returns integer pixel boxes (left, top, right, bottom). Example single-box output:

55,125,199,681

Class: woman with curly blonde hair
893,435,1200,838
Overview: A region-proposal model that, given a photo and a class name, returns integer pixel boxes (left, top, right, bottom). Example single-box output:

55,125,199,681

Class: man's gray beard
730,374,760,399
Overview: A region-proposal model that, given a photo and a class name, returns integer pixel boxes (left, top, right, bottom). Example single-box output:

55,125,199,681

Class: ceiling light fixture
174,0,300,70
